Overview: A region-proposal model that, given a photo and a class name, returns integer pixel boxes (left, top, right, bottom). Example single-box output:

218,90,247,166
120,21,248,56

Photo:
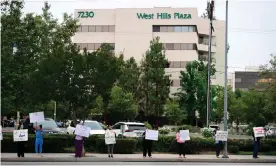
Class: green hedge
1,134,276,154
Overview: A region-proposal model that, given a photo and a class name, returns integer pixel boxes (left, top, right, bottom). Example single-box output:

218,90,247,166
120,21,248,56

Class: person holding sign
142,128,155,158
34,123,44,156
252,129,262,159
213,129,222,158
74,121,85,158
16,122,26,158
105,125,116,158
176,129,186,158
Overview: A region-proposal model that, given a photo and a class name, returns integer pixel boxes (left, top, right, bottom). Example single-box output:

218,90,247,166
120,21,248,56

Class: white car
67,120,105,135
266,127,276,136
111,122,146,138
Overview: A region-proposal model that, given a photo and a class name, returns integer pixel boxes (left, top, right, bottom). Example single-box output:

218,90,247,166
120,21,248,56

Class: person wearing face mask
34,123,44,156
16,122,26,158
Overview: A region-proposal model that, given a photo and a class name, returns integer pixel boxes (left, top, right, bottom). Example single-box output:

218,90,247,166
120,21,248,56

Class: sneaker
216,156,219,158
108,155,110,158
143,156,146,158
111,155,113,158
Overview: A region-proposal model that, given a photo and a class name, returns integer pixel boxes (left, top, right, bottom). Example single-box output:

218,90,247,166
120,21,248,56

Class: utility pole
222,0,229,159
13,43,20,130
206,0,214,127
54,101,57,121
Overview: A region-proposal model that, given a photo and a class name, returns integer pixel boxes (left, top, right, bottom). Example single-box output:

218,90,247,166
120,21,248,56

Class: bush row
1,134,276,154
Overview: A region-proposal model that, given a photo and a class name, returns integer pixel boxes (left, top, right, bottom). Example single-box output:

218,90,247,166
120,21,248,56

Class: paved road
1,162,275,165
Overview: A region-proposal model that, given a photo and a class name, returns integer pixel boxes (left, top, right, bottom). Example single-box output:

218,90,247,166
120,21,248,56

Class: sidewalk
1,153,276,163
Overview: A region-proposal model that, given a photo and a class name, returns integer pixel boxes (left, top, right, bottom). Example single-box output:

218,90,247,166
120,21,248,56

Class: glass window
153,26,160,32
89,25,96,32
37,119,58,130
94,43,101,49
167,26,174,32
160,26,167,32
181,43,188,50
166,43,174,50
128,125,146,131
84,121,104,130
180,61,187,68
188,26,195,32
109,25,115,32
235,78,242,82
87,43,95,50
174,61,181,68
181,26,189,32
102,25,109,32
187,44,194,50
112,124,121,129
174,26,182,32
81,25,89,32
80,43,88,50
95,25,102,32
174,43,181,50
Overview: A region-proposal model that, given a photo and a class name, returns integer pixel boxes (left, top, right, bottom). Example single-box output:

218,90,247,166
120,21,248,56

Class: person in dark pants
17,122,25,158
213,129,221,158
142,129,153,158
252,132,261,159
176,129,185,158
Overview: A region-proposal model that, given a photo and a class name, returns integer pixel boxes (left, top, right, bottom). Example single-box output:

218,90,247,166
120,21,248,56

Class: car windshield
128,125,146,131
84,121,103,130
37,119,58,130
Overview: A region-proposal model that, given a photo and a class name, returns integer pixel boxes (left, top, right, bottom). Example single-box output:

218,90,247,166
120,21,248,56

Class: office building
74,7,226,94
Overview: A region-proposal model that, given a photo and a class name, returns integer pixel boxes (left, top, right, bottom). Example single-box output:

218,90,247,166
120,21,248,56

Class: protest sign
215,131,228,141
180,130,190,141
29,111,45,123
75,124,91,137
253,127,265,137
0,125,2,140
145,130,159,141
105,130,116,145
13,129,28,142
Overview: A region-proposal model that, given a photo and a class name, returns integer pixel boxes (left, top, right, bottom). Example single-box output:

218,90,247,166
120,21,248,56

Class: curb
2,157,276,163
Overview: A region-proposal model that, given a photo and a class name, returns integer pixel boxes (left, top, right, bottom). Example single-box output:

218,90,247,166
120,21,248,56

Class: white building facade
74,7,225,94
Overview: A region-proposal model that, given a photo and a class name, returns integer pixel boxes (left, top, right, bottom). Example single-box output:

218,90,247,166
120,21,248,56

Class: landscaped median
1,134,276,155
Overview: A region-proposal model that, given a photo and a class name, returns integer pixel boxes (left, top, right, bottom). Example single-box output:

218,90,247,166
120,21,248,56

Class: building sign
136,13,192,19
78,11,95,18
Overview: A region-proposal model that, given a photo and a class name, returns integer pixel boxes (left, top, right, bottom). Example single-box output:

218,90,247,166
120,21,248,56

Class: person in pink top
176,129,186,158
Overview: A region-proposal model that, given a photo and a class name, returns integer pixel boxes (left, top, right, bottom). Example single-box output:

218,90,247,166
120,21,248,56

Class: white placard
180,130,190,141
145,130,159,141
0,125,2,140
13,129,28,142
75,124,91,138
105,130,116,145
29,111,45,123
253,127,265,137
215,131,228,141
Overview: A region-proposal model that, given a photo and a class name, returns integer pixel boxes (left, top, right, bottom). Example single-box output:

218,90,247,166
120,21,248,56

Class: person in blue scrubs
34,124,43,156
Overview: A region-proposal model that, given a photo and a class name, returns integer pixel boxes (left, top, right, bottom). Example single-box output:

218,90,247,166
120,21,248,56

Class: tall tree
164,99,186,125
139,37,171,127
176,60,216,126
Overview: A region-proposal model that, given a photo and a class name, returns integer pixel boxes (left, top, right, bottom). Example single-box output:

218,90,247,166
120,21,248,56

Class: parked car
67,120,105,136
266,127,276,136
111,122,146,138
32,118,64,134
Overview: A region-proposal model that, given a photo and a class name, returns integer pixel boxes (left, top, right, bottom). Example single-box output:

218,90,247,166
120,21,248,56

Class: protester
213,128,221,158
74,121,84,158
176,129,186,158
34,123,44,156
142,128,153,158
16,122,26,158
105,125,116,158
252,131,261,159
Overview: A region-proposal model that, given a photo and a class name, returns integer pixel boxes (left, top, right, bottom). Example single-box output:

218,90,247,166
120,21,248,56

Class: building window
76,43,115,50
167,61,188,68
199,35,216,46
76,25,115,32
164,43,197,50
152,25,197,32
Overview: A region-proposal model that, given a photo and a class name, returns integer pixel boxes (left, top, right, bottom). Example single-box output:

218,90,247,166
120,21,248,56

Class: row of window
198,53,216,62
198,36,216,46
77,25,115,32
167,61,187,68
153,25,197,33
76,43,115,50
163,43,197,50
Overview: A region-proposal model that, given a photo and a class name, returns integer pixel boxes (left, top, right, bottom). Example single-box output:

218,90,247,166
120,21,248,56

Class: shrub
229,145,239,154
158,127,170,135
172,125,201,133
201,128,213,138
144,121,152,129
2,134,276,154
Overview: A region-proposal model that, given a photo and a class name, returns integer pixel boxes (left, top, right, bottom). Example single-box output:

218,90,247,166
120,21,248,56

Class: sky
22,0,276,72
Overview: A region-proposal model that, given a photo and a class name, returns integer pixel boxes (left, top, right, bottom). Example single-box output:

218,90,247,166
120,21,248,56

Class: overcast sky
22,0,276,72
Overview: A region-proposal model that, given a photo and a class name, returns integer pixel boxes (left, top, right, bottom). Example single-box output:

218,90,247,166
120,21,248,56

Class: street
1,162,275,165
